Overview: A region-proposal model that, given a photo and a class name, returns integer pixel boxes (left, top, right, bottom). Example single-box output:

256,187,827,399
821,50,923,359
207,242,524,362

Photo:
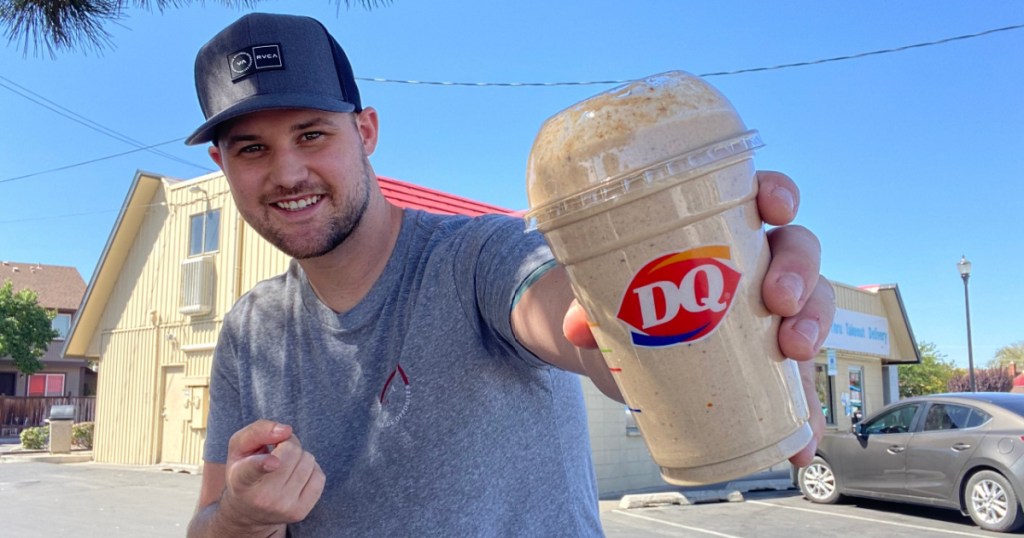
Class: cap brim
185,93,357,146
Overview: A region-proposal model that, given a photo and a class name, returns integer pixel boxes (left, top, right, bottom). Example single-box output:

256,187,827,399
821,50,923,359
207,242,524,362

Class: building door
0,373,15,395
160,366,188,464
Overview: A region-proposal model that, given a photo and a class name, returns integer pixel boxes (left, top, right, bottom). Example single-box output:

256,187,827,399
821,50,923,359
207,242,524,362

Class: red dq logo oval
617,246,741,347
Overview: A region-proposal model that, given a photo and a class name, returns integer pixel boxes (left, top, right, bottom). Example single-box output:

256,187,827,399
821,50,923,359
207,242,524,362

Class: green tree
988,341,1024,371
899,341,958,398
1,1,391,56
0,280,57,375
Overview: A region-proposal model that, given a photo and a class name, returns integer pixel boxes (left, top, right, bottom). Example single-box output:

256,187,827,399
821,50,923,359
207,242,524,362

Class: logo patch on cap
227,44,284,81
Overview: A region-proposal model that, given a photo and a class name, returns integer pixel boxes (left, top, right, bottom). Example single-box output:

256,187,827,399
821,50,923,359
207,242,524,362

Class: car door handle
952,443,972,451
888,445,905,454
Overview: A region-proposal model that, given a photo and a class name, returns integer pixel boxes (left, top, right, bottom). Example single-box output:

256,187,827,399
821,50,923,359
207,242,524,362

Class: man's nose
269,147,308,188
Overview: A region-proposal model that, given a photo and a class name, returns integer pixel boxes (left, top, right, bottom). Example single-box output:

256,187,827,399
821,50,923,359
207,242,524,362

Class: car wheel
798,456,842,504
965,470,1024,533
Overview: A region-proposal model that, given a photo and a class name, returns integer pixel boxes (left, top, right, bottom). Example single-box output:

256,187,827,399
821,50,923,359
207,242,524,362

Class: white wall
582,380,665,497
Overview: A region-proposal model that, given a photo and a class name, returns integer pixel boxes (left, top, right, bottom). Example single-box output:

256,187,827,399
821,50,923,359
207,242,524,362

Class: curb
0,449,94,464
618,478,795,509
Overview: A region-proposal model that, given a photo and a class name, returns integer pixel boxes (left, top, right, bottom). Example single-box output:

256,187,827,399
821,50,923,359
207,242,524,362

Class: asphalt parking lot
603,488,1015,537
0,458,1019,537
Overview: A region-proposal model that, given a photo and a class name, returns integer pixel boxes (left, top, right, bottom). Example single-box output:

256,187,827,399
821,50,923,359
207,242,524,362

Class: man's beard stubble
255,156,374,260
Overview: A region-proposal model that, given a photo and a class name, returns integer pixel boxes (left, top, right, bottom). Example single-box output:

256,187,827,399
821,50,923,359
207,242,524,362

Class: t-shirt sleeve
202,325,245,463
458,215,556,368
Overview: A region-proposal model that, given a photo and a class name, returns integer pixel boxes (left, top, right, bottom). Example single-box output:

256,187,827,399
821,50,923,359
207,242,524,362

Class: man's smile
273,194,323,212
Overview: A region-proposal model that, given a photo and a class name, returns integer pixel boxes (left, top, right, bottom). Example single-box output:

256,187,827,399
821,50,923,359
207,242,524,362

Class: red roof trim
377,176,516,217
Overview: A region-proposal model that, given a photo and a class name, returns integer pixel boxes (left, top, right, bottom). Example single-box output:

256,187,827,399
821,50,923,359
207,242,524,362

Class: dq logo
617,246,741,347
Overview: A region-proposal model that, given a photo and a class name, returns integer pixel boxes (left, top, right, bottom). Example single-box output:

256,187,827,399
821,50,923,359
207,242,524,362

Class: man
185,13,834,537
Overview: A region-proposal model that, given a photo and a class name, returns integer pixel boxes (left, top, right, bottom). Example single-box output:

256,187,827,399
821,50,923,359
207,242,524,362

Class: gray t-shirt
205,209,603,536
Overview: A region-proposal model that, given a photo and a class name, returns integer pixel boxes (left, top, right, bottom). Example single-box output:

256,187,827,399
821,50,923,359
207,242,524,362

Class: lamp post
957,255,976,392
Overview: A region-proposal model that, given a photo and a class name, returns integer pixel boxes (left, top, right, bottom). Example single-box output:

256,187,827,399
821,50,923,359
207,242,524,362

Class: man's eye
301,132,323,141
239,144,264,154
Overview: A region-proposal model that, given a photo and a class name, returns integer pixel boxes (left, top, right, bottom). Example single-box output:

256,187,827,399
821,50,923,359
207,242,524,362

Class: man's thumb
231,452,281,488
228,420,292,458
563,301,598,349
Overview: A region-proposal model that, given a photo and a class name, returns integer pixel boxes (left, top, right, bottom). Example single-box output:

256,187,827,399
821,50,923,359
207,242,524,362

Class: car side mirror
851,423,866,436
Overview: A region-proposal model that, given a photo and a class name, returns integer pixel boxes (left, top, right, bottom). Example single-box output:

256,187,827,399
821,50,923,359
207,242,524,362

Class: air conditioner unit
179,256,215,316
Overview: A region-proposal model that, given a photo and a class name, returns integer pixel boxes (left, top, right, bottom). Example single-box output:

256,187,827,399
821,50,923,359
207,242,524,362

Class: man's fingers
262,437,326,522
779,278,836,361
790,360,826,467
275,445,326,520
755,171,800,226
299,464,328,511
763,225,821,317
227,420,293,460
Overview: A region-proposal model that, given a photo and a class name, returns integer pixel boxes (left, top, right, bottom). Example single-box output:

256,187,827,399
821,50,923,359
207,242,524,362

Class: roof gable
0,261,85,311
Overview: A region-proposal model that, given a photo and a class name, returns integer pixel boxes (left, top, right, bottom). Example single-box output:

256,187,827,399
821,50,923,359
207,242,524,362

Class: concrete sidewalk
0,460,200,537
2,436,799,536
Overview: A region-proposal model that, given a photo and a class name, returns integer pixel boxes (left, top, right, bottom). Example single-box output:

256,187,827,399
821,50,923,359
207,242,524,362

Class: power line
0,208,120,224
0,189,232,224
699,23,1024,77
2,21,1019,189
0,138,185,184
357,23,1024,86
0,75,213,173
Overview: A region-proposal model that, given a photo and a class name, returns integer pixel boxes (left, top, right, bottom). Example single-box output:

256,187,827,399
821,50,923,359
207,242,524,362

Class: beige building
65,170,920,496
64,170,523,467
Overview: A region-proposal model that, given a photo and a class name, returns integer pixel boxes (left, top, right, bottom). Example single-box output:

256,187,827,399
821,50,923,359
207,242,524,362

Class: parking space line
746,501,989,537
612,510,744,537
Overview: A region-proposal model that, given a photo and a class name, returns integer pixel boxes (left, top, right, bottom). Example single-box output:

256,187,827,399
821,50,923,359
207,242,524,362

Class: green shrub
72,422,94,449
20,425,48,450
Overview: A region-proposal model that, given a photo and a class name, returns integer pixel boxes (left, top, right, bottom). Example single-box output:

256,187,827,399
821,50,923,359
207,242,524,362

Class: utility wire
358,23,1024,86
2,22,1020,188
0,75,213,173
0,189,232,224
0,209,120,224
699,23,1024,77
0,138,185,184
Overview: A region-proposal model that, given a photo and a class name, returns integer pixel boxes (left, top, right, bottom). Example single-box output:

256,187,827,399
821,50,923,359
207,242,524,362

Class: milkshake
525,71,811,485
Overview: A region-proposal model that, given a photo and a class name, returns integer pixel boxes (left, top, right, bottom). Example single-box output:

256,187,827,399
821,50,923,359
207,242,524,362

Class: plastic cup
525,71,811,485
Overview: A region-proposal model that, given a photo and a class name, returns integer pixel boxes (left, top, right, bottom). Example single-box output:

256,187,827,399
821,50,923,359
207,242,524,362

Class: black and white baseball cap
186,13,362,146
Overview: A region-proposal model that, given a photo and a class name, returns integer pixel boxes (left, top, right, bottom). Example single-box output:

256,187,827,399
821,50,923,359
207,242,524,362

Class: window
51,313,72,340
848,366,865,417
189,209,221,256
923,403,991,431
27,373,65,396
625,407,641,436
864,404,920,435
814,363,836,425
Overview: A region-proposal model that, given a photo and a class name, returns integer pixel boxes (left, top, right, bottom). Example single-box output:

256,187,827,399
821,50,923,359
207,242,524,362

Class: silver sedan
798,392,1024,533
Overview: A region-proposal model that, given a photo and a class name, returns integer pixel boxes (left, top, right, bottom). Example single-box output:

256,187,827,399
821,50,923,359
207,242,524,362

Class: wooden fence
0,396,96,436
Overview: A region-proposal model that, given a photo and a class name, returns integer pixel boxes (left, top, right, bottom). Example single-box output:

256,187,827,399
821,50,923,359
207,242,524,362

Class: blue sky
1,1,1021,370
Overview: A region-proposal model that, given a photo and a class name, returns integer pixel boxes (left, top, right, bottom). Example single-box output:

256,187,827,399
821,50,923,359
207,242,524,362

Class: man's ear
355,107,379,156
208,144,224,169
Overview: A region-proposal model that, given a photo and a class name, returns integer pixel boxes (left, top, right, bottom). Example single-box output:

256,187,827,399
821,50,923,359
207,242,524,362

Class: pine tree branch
1,0,392,57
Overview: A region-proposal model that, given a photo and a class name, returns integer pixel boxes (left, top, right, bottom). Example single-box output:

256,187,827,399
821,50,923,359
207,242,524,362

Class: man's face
209,108,379,259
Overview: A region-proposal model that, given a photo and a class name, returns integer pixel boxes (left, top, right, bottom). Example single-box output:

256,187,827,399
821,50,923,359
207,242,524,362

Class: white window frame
189,209,221,257
27,373,65,397
51,313,72,341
